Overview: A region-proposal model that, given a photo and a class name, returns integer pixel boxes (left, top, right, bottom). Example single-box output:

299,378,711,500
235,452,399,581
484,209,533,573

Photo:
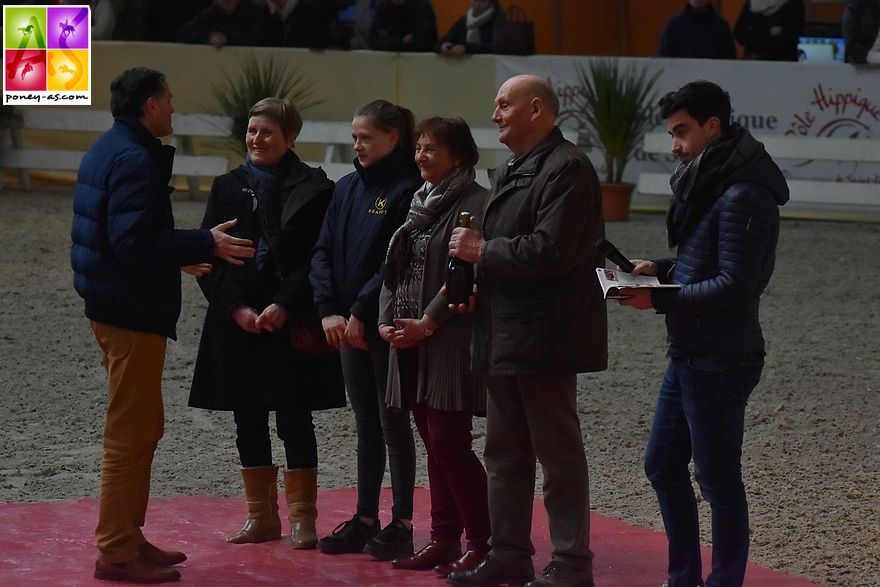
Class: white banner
496,56,880,211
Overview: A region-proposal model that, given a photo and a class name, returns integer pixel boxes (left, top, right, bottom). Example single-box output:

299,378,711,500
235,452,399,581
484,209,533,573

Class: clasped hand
232,303,288,334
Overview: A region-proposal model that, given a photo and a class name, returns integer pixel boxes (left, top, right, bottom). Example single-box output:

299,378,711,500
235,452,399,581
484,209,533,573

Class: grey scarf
384,166,475,289
465,6,495,44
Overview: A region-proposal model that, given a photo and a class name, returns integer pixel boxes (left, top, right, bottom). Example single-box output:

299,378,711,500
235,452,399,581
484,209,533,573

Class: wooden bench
637,132,880,211
0,108,231,197
297,120,578,186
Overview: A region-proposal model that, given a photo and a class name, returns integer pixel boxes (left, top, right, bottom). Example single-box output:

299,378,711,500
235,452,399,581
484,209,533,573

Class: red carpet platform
0,487,823,587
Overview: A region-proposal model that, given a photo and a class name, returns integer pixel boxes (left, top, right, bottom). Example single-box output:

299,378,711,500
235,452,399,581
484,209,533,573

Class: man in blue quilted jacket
71,67,253,584
617,80,789,587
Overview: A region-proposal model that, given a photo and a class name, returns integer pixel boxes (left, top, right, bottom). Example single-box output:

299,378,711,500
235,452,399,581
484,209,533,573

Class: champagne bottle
446,212,474,306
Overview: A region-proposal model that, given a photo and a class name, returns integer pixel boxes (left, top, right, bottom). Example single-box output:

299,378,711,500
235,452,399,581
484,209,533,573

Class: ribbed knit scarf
465,6,496,44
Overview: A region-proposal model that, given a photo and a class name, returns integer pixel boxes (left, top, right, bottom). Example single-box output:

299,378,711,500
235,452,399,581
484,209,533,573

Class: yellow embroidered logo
370,197,388,215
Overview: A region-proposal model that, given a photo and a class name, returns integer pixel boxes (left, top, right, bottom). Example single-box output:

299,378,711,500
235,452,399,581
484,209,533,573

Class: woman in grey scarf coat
378,117,490,577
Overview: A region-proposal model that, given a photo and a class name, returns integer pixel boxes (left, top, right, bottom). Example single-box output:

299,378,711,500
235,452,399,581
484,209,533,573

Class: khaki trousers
90,321,166,563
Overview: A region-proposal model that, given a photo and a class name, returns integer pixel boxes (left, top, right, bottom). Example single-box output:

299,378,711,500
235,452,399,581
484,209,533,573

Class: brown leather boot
227,466,282,544
283,468,318,549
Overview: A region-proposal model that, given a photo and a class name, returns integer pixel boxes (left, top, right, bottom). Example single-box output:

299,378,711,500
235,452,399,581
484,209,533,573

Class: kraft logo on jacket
369,197,388,215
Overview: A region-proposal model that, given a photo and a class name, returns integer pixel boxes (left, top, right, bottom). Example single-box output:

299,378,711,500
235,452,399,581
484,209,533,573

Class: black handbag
492,6,536,56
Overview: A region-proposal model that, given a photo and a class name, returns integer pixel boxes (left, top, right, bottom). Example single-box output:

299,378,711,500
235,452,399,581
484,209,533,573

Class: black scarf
666,123,760,247
245,150,295,273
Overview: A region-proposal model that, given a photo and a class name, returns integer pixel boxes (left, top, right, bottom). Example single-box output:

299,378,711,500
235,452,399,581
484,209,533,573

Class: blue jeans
644,354,764,587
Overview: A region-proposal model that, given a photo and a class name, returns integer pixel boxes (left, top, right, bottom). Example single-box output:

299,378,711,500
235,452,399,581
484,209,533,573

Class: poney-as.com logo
3,5,91,105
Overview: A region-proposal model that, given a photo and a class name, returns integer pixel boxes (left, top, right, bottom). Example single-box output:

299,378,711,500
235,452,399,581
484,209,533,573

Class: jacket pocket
491,286,552,370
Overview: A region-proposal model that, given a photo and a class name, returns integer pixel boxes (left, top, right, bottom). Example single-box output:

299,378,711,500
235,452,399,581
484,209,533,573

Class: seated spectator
657,0,737,59
177,0,282,48
368,0,437,52
436,0,505,56
267,0,337,48
842,0,880,64
144,0,212,43
733,0,804,61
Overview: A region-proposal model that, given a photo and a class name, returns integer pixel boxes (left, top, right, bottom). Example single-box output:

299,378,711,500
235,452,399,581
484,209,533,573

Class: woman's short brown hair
414,116,480,169
248,97,303,139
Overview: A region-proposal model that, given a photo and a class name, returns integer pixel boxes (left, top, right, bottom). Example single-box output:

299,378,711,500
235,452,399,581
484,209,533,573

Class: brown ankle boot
227,466,282,544
283,468,318,549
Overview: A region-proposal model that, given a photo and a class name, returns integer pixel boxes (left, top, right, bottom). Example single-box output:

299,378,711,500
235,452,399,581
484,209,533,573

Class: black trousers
233,408,317,470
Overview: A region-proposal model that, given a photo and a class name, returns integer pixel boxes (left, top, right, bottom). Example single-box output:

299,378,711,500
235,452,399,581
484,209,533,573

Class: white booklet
595,268,681,299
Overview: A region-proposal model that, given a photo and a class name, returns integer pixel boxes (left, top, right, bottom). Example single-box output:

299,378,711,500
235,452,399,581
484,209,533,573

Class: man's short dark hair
110,67,167,119
658,80,731,131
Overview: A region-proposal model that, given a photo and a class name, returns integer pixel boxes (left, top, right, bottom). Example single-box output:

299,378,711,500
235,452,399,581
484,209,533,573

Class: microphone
595,237,636,273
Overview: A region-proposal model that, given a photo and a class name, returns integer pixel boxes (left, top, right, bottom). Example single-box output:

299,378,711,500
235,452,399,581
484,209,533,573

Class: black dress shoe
435,549,488,577
525,560,594,587
446,555,535,587
392,540,461,570
94,554,181,583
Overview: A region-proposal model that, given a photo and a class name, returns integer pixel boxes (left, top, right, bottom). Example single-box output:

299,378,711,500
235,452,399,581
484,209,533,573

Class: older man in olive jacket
447,75,607,587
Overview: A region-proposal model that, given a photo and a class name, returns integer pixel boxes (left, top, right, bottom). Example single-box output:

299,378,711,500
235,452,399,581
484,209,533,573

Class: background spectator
144,0,212,43
436,0,505,56
842,0,880,64
177,0,282,48
733,0,805,61
368,0,437,52
267,0,338,48
658,0,737,59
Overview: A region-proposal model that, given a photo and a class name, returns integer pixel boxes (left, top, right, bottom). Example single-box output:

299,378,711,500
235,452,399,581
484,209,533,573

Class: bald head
493,75,559,157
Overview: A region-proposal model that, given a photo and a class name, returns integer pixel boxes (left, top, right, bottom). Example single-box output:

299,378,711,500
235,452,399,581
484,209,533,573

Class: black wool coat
189,158,345,412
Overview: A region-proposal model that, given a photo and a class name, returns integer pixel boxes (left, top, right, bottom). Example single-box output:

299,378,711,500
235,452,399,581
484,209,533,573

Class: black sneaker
317,514,381,554
363,519,414,561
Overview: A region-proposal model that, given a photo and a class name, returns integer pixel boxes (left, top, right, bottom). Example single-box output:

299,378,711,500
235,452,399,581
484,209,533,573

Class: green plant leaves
562,58,662,184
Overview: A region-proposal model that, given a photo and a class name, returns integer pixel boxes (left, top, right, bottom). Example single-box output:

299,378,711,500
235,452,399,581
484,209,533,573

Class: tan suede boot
227,466,282,544
283,468,318,549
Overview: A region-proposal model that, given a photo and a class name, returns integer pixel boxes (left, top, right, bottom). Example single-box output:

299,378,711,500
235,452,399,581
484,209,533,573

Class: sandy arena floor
0,189,877,587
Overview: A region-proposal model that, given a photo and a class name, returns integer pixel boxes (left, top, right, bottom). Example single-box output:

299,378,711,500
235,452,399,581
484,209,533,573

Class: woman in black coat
733,0,805,61
189,98,344,551
436,0,505,56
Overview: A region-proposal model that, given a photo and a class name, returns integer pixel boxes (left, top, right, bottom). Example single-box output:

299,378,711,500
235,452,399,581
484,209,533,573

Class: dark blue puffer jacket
651,127,789,356
71,116,214,340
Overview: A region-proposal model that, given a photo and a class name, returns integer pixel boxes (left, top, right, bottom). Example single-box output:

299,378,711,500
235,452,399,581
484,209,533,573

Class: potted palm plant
563,58,662,221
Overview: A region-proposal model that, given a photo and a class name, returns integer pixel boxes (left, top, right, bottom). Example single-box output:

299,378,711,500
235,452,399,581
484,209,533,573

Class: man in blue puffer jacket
71,67,254,584
618,80,789,587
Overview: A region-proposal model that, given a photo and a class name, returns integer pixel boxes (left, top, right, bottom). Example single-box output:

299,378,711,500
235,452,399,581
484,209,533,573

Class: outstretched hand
181,263,212,277
210,219,255,266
